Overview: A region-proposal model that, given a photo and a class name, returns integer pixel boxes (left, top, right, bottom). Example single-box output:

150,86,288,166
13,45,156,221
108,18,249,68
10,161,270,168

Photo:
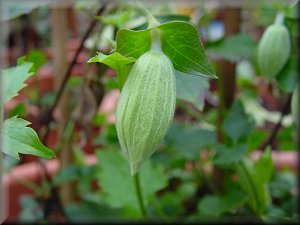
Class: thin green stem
134,172,147,218
150,29,162,52
135,2,160,28
274,12,284,25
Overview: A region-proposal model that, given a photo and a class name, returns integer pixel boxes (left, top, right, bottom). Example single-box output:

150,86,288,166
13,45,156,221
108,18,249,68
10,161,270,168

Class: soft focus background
1,0,299,223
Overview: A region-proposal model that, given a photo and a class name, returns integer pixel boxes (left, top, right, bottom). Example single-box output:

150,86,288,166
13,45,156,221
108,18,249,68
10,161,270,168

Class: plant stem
150,29,162,52
135,2,160,29
260,94,292,150
134,172,147,218
274,12,284,25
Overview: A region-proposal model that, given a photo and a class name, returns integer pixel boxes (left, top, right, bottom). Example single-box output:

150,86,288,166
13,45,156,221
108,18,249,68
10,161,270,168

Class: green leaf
1,1,49,21
53,164,96,185
26,50,47,72
213,144,247,166
2,116,55,159
206,33,258,62
247,129,269,152
8,103,26,118
276,55,298,93
254,148,273,185
222,190,248,212
237,160,264,214
95,149,167,218
116,21,217,78
175,70,209,111
3,61,34,103
269,171,297,199
197,195,225,216
277,126,298,150
88,52,135,88
17,56,27,66
93,124,119,146
116,29,151,59
65,200,122,223
165,123,216,160
98,10,132,29
237,156,272,214
159,22,216,78
222,100,255,142
156,182,196,218
197,190,247,217
19,196,43,222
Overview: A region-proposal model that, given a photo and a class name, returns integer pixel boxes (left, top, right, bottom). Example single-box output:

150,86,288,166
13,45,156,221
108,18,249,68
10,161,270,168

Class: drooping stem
134,172,147,218
135,2,160,29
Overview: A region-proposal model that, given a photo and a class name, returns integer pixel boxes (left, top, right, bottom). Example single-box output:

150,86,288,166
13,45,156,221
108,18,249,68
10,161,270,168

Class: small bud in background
258,13,291,80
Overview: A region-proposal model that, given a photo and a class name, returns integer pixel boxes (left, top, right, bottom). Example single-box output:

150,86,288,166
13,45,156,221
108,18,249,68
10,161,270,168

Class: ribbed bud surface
116,50,176,175
258,24,290,79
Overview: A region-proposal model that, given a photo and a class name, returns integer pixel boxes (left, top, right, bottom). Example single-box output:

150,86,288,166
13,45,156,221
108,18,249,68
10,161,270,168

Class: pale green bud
258,14,291,79
116,50,176,175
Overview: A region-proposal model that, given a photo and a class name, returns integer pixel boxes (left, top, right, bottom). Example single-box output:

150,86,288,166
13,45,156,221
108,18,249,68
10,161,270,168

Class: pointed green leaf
237,158,271,214
254,147,273,184
2,116,55,159
222,190,248,212
165,123,216,160
197,190,247,217
97,10,132,29
3,61,34,103
222,100,255,142
116,21,217,78
158,21,216,78
213,144,247,166
88,52,136,88
206,33,257,62
116,29,152,59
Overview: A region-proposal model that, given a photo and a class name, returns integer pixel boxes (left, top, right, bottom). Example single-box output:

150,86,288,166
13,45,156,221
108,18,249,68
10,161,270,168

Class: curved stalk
135,2,160,29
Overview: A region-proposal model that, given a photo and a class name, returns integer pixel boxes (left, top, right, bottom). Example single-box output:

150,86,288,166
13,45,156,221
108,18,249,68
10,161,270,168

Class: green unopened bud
116,49,176,175
258,13,291,79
